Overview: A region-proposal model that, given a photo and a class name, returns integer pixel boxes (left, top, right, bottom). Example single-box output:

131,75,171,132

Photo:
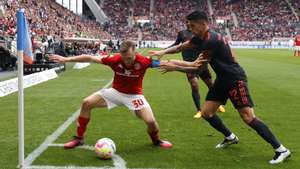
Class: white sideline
49,143,95,151
73,62,91,69
48,143,126,169
26,165,112,169
24,79,114,167
26,166,161,169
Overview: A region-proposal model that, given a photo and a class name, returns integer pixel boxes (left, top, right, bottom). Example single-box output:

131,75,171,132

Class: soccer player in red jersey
49,40,173,149
294,35,300,57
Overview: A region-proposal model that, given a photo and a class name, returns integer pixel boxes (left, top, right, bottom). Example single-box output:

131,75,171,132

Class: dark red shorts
206,79,254,109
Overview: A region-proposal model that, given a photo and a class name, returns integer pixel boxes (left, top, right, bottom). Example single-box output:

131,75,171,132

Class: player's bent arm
167,32,182,48
149,41,194,59
164,41,193,54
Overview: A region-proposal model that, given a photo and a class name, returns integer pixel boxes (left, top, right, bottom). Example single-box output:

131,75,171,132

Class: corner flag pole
17,9,25,169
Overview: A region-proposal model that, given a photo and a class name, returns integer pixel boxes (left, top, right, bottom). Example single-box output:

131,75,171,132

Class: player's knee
201,110,214,119
81,99,94,110
238,107,255,124
240,111,255,124
189,80,198,90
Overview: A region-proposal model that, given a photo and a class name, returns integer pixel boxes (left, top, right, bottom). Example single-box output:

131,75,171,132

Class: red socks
77,116,90,139
148,130,160,144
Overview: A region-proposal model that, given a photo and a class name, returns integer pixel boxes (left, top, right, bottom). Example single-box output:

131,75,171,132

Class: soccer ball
94,138,116,159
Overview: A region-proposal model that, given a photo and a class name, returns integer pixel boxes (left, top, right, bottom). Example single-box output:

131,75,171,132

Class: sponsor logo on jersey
124,69,131,76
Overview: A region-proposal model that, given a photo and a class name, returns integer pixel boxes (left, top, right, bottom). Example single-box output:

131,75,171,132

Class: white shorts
295,46,300,51
96,88,150,110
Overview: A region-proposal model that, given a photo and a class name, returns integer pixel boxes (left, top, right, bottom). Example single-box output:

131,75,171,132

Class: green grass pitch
0,49,300,169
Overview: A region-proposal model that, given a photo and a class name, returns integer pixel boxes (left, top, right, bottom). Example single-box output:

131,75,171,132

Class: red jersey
101,53,152,94
295,35,300,46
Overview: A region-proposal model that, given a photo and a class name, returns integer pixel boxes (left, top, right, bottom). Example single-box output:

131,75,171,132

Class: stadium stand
0,0,111,39
150,0,204,40
99,0,299,41
230,0,298,41
102,0,205,40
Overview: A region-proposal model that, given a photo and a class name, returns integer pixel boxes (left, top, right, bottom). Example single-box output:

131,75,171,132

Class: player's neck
123,59,136,68
200,27,209,40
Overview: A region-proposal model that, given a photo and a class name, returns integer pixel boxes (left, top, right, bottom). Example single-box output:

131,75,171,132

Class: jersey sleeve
101,54,117,67
143,56,153,68
168,32,183,48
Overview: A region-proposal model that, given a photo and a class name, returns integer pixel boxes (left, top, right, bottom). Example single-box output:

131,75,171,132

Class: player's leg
135,107,172,149
64,93,108,148
203,80,238,148
122,93,172,149
229,80,290,164
199,66,225,113
237,107,290,164
201,101,238,148
186,73,202,118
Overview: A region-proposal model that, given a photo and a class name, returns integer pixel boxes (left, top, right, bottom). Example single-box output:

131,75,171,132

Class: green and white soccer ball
94,138,116,159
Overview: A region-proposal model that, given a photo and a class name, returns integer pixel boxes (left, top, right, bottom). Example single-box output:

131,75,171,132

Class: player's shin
192,87,201,111
248,117,281,149
204,114,232,137
147,121,160,144
77,116,90,138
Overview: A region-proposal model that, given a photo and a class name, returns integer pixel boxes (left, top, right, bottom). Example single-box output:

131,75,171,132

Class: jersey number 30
132,99,144,108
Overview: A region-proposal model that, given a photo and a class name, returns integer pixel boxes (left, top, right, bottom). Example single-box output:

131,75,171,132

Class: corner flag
17,8,33,64
16,8,32,169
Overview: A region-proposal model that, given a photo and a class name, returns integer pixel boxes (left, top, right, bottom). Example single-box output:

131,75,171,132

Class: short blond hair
120,40,136,54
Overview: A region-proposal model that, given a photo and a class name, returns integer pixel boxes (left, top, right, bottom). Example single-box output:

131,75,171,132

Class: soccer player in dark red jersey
150,11,291,164
170,21,225,119
50,41,173,149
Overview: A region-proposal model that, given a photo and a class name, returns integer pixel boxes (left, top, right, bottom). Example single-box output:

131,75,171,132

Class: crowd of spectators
101,0,299,41
230,0,298,41
150,0,205,40
1,0,299,43
0,0,111,41
0,0,112,71
101,0,135,39
101,0,204,41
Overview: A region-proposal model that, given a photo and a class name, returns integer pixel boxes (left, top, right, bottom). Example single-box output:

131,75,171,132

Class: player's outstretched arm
49,54,105,64
159,57,208,74
160,53,207,68
167,59,198,67
149,41,193,60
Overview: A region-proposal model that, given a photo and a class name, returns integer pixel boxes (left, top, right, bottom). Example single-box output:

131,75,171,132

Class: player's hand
159,62,177,74
148,50,165,60
49,54,68,63
193,53,208,67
